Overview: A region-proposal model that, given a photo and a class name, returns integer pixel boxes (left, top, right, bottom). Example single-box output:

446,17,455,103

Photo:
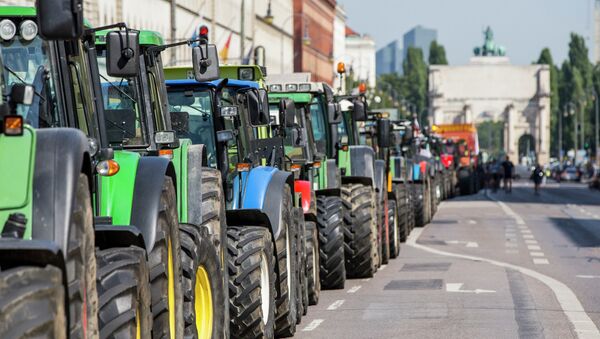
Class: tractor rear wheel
0,266,66,338
388,199,400,259
68,173,98,338
149,176,183,338
228,226,276,339
96,246,151,338
380,195,390,265
293,208,307,322
316,196,345,289
180,224,226,339
305,221,320,305
274,186,298,337
342,183,377,279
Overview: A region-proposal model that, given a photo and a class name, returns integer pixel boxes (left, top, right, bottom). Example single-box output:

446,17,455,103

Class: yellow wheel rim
195,266,213,339
135,307,141,339
167,238,176,339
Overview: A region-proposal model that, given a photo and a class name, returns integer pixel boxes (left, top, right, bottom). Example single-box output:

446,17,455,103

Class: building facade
3,0,295,72
332,4,346,91
293,0,336,84
403,25,437,61
376,40,402,76
429,56,550,164
345,29,376,89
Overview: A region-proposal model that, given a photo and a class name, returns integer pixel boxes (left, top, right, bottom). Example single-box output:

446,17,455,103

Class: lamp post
563,102,576,163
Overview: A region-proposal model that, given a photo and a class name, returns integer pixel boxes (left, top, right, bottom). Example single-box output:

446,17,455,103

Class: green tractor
92,28,228,338
267,78,347,289
0,4,100,337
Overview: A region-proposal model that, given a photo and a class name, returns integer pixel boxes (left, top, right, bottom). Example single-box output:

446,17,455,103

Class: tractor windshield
269,103,308,162
309,96,327,155
1,35,61,128
96,47,146,147
167,88,218,168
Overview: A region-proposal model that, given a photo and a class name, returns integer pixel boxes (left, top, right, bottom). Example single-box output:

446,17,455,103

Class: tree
403,47,428,120
536,48,560,156
429,41,448,65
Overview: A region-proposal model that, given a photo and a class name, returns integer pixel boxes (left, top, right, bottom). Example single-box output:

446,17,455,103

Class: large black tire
342,183,377,279
316,196,345,289
305,221,320,305
68,173,98,338
149,176,184,338
394,184,409,243
198,167,229,338
0,266,66,338
228,226,276,339
293,208,307,322
388,199,400,259
96,246,152,338
414,182,427,227
180,224,226,338
274,185,298,337
380,196,390,265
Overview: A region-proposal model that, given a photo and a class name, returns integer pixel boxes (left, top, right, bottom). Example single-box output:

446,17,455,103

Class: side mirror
352,99,367,121
192,44,220,82
220,106,239,118
9,84,34,107
247,90,269,126
36,0,83,39
216,130,234,143
327,102,342,124
377,119,391,148
279,99,296,128
258,89,269,116
106,30,140,77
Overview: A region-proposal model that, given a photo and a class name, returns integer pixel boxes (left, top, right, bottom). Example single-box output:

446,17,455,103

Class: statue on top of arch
473,26,506,57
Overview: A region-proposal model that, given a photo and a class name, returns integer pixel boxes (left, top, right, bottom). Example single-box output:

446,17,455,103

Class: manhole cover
417,240,447,246
384,279,444,290
430,220,457,224
401,263,451,272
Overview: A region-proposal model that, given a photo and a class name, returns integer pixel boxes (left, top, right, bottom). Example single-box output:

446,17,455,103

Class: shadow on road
550,217,600,247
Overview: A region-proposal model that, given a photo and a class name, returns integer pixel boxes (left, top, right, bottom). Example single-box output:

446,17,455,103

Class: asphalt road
294,180,600,339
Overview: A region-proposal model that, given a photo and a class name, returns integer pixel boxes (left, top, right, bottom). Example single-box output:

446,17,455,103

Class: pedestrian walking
501,156,514,193
531,163,544,195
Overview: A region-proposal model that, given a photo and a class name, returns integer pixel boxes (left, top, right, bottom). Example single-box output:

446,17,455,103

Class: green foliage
477,121,504,155
403,47,428,119
429,41,448,65
536,48,560,156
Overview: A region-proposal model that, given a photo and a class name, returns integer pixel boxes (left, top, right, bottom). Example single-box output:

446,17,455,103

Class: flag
220,32,233,63
242,43,254,65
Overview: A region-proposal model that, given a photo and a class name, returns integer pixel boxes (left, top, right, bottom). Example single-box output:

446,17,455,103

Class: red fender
294,180,312,214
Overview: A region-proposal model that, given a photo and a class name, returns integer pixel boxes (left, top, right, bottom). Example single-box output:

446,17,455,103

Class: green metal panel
172,138,191,222
95,29,164,46
268,92,312,104
317,160,327,190
0,126,35,237
99,150,140,225
0,6,35,17
164,66,193,80
338,149,351,176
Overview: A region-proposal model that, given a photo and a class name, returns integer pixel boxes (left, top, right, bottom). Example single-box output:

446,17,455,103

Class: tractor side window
67,63,89,135
148,71,165,131
309,98,327,154
337,113,349,145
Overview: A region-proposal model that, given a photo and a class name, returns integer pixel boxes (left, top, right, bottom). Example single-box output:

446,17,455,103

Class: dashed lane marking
525,239,538,244
361,278,371,282
528,245,541,251
347,285,362,293
521,229,532,234
327,300,345,310
523,234,534,239
302,319,324,331
533,258,549,265
576,275,600,279
408,228,598,338
530,252,545,257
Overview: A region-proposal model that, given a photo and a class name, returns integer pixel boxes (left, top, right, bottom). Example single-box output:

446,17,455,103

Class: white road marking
408,227,599,338
527,245,541,250
533,258,550,265
446,240,479,248
530,252,545,257
576,275,600,279
446,283,496,294
521,229,532,234
379,264,387,271
361,278,371,282
468,219,477,224
525,239,538,244
523,234,534,239
327,299,345,310
466,242,479,248
347,285,362,293
302,319,324,331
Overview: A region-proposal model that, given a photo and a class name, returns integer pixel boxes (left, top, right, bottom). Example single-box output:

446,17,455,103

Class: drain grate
401,263,451,272
417,240,447,246
384,279,444,290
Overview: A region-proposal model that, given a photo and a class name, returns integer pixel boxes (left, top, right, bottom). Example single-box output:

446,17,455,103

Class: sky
338,0,595,66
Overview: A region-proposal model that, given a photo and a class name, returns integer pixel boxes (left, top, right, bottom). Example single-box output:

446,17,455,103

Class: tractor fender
241,167,294,241
374,159,386,194
315,188,341,197
0,239,67,285
94,225,146,251
130,156,177,252
341,176,373,187
183,143,207,226
31,128,91,258
295,180,312,214
349,145,375,183
326,159,341,189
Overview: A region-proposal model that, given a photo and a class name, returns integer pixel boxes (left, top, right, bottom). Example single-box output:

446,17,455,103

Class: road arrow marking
446,283,496,294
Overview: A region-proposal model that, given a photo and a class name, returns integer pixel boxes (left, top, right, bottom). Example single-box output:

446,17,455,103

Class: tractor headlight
0,19,16,40
19,20,37,41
